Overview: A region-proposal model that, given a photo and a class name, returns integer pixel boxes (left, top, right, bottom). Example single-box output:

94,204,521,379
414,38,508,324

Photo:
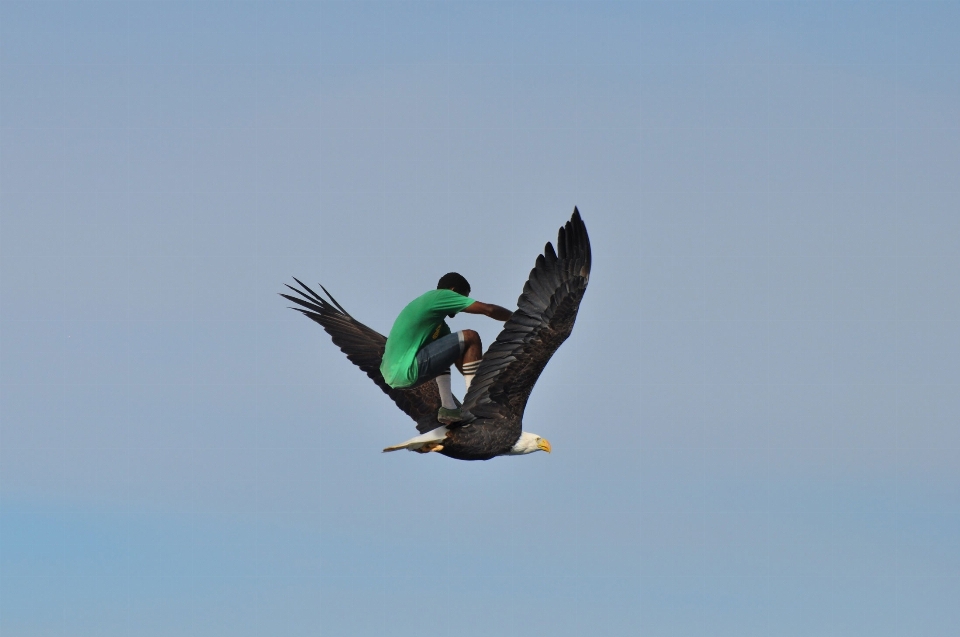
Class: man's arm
462,301,512,322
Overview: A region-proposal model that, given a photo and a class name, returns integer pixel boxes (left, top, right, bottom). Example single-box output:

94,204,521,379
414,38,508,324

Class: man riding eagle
282,208,591,461
379,272,512,425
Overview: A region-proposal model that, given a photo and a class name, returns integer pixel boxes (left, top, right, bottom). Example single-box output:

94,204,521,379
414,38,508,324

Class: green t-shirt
380,289,476,388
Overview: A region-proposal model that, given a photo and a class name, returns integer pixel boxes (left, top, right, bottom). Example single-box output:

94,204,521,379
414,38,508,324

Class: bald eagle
282,208,591,460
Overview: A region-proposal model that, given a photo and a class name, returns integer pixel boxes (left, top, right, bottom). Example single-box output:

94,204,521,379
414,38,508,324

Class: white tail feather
382,426,449,453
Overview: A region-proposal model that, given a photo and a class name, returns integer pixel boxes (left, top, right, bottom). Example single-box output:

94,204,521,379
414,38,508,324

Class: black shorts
413,331,464,385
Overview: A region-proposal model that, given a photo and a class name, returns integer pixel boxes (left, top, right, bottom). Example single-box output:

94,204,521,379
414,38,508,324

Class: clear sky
1,1,958,635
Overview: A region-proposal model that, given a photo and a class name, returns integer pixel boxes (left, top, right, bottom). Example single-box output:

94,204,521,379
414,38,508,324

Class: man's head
437,272,470,297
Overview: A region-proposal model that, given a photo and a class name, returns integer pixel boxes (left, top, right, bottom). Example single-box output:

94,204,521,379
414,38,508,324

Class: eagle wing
463,208,591,422
281,279,446,432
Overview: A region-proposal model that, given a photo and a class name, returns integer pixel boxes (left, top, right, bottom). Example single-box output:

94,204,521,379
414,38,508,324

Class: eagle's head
507,432,552,455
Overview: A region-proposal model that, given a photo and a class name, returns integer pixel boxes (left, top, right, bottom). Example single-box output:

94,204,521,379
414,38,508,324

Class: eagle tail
382,426,449,453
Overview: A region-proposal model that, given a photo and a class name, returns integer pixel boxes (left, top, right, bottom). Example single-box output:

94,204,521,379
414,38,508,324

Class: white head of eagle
507,432,552,455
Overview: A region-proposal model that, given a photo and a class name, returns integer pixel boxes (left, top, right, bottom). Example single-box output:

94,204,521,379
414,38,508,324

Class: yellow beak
538,438,552,453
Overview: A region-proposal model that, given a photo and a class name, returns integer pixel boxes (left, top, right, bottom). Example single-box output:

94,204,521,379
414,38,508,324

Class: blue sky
1,1,959,635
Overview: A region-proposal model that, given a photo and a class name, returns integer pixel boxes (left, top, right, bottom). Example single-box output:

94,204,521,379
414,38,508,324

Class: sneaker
437,407,462,424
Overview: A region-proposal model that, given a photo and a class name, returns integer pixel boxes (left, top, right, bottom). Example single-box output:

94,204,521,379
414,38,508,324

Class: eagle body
433,418,521,461
282,209,591,461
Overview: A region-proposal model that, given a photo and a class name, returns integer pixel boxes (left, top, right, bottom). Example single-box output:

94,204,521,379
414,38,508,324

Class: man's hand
462,301,513,322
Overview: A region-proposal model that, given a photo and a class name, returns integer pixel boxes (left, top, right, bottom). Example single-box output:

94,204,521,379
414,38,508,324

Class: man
379,272,512,424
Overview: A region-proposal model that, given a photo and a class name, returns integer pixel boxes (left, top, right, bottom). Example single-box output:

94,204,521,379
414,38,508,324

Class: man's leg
434,370,456,410
414,332,467,424
456,329,482,392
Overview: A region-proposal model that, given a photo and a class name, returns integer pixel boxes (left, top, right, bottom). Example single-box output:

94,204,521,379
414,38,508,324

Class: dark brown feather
281,280,446,433
461,208,591,424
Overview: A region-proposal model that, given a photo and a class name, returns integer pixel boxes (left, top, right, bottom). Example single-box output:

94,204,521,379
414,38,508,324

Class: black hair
437,272,470,296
